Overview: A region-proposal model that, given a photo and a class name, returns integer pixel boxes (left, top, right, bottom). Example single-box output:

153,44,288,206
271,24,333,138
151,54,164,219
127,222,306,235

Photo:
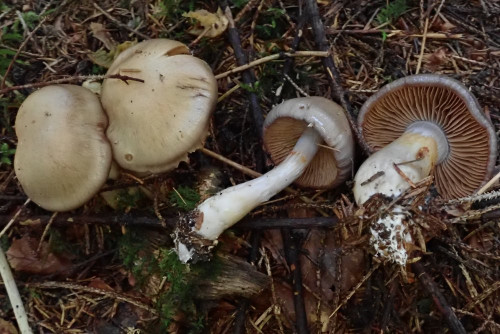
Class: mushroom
174,97,354,262
14,85,112,211
101,39,218,174
352,74,497,265
353,74,497,204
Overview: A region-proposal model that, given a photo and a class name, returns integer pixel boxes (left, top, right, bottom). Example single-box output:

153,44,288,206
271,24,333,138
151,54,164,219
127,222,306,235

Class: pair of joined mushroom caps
14,39,497,263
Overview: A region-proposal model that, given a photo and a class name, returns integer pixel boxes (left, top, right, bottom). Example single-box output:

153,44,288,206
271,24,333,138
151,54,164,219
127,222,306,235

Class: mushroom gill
361,84,492,199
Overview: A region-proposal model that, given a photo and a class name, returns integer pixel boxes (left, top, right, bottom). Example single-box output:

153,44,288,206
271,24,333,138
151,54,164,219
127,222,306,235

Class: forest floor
0,0,499,333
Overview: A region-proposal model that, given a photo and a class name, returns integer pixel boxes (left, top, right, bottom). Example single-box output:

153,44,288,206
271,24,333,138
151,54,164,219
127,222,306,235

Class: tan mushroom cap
14,85,112,211
263,97,354,189
359,74,497,199
101,39,218,174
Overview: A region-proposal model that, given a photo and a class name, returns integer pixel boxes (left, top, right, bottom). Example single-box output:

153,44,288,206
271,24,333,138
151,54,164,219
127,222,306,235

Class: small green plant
232,0,249,9
255,7,287,40
115,188,145,212
169,186,200,211
118,230,211,332
376,0,408,25
0,142,16,166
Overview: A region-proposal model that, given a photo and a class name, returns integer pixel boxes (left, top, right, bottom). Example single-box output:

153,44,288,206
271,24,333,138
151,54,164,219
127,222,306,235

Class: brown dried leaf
183,8,228,38
423,47,449,70
88,277,113,291
90,22,115,50
6,236,71,275
0,319,18,334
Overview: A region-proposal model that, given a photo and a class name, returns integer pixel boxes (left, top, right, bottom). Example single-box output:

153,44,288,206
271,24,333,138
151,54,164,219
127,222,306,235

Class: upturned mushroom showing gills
101,39,217,174
14,85,112,212
352,74,497,265
174,97,354,263
353,74,497,204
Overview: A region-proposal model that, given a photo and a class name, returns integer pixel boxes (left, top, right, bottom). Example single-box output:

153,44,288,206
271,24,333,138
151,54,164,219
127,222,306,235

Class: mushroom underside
361,84,495,198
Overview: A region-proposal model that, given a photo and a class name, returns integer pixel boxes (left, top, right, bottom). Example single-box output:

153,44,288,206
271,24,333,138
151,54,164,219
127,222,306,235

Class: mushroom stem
353,122,449,265
175,126,322,262
353,121,449,205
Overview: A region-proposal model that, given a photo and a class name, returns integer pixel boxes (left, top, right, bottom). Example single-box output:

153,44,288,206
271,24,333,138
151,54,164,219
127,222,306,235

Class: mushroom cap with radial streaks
358,74,497,199
263,96,355,189
14,85,112,211
101,39,218,174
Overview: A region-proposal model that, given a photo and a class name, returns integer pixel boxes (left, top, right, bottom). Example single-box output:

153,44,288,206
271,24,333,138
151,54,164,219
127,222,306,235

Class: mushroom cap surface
101,39,218,174
263,96,354,188
14,85,112,211
358,74,497,199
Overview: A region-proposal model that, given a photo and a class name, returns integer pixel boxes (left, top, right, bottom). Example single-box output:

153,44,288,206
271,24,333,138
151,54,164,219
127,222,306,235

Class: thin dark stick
274,3,308,103
93,2,150,40
232,231,261,333
0,74,144,95
304,0,366,154
0,214,338,230
219,1,266,172
0,195,26,201
240,217,336,229
412,261,467,334
282,229,309,334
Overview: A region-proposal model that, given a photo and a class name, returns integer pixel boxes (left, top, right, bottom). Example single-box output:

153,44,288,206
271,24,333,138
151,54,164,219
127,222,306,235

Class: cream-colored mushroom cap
101,39,218,174
14,85,112,211
263,97,355,188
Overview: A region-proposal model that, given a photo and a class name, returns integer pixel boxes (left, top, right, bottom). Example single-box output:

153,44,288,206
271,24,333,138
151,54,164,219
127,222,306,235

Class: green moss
169,186,200,211
376,0,408,25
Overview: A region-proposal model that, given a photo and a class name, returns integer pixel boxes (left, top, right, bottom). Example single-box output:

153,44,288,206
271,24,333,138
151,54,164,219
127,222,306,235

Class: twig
0,247,33,334
0,214,338,230
304,0,366,154
282,229,309,334
0,199,31,238
232,232,261,333
27,281,158,315
36,211,58,253
93,2,150,40
412,261,467,334
476,169,500,195
415,16,429,74
275,4,307,103
328,262,380,318
219,1,265,171
200,147,261,178
214,51,329,80
0,74,144,95
0,16,48,90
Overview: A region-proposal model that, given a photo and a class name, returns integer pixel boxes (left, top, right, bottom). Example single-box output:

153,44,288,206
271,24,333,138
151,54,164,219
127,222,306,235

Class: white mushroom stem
0,248,33,334
353,121,448,205
353,121,448,265
175,126,322,262
196,126,321,240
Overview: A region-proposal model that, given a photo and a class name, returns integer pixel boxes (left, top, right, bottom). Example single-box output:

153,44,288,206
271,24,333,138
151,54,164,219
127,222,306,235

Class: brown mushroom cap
358,74,497,199
14,85,112,211
101,39,218,174
263,96,354,189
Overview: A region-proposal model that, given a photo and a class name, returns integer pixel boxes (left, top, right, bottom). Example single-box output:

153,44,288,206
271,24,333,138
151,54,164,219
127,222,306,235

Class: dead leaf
88,277,114,291
0,319,18,334
423,47,449,70
88,40,136,69
90,22,115,50
183,8,228,38
6,236,71,275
